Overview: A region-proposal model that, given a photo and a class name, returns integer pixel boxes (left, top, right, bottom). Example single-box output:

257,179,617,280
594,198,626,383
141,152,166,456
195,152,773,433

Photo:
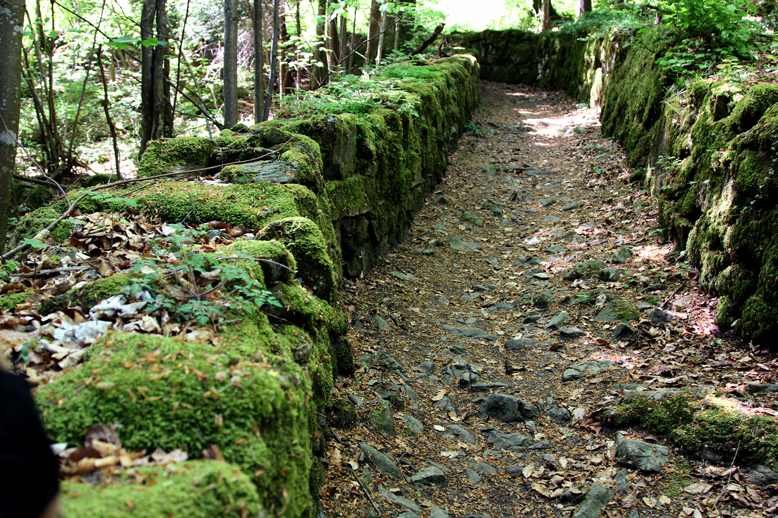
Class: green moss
37,331,315,518
9,206,73,248
728,83,778,133
137,137,216,178
617,393,778,466
258,217,338,303
61,461,263,518
0,290,33,311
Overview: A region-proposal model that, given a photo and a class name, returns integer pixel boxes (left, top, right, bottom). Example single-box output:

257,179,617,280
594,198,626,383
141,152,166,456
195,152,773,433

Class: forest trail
321,82,776,518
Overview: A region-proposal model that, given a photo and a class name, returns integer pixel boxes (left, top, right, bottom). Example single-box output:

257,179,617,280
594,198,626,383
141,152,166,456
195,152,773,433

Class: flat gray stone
448,424,477,444
539,198,556,207
616,440,669,473
547,311,570,330
505,464,524,477
430,505,450,518
572,484,613,518
403,415,424,435
223,160,299,184
547,406,572,424
649,308,676,323
391,271,419,282
560,327,585,337
449,236,483,251
478,393,539,423
545,245,566,254
747,465,778,487
377,487,421,514
374,315,391,330
471,462,497,476
505,339,537,350
487,431,533,451
612,246,633,264
561,201,582,211
465,468,482,485
409,466,447,485
358,442,403,479
598,267,621,282
543,216,561,223
562,360,616,382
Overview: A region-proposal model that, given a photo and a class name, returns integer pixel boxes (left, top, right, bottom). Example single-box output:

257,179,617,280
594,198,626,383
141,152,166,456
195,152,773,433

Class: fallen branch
410,24,445,56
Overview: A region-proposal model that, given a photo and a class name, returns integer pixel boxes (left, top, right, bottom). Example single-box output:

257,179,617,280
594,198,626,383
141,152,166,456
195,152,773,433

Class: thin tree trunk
223,0,238,128
0,0,25,254
254,0,264,123
263,0,280,121
172,0,191,116
542,0,551,30
97,47,122,179
328,6,340,71
347,4,357,74
312,0,327,88
576,0,591,19
140,0,155,156
366,0,380,66
295,0,301,89
376,9,387,67
339,12,347,65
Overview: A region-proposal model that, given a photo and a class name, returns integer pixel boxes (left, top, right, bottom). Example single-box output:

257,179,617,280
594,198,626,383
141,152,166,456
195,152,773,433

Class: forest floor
320,81,778,518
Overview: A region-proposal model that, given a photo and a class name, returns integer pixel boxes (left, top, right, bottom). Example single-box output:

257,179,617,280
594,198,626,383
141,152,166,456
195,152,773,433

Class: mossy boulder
8,206,74,248
37,330,316,518
39,273,135,315
61,461,263,517
563,259,607,281
616,393,778,467
259,217,338,303
595,300,639,322
137,137,216,178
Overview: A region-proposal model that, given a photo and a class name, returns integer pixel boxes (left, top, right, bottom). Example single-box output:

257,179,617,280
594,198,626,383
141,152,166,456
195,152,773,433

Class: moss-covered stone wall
10,55,479,517
455,27,619,108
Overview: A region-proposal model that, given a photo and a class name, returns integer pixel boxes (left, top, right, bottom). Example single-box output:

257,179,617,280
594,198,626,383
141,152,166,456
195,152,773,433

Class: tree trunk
157,0,173,138
576,0,591,19
376,9,387,66
542,0,552,30
312,0,327,88
253,0,264,123
140,0,155,156
0,0,25,254
263,0,280,121
366,0,380,66
223,0,238,128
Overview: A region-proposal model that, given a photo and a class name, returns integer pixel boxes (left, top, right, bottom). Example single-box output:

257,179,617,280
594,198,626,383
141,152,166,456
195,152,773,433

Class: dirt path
321,81,776,518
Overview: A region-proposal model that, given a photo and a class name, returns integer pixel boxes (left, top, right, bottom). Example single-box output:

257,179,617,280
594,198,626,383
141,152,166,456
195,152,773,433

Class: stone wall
7,55,480,517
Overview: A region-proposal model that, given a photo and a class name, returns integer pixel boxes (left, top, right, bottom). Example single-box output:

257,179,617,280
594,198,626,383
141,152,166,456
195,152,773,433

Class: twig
19,266,91,278
348,464,382,516
658,282,685,309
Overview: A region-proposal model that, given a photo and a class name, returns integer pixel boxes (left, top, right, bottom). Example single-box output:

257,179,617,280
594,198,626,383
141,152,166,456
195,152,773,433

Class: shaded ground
321,82,778,518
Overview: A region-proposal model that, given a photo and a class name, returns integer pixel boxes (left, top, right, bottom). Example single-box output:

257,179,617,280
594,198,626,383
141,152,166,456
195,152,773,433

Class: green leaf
24,238,48,249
